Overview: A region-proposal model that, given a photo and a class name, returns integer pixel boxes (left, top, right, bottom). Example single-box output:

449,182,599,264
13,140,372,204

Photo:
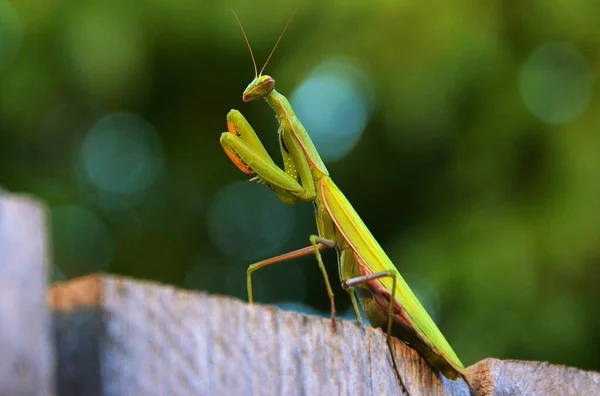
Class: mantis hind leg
342,270,408,394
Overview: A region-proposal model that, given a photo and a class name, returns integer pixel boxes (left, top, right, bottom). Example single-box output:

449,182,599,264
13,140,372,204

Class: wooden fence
1,190,599,395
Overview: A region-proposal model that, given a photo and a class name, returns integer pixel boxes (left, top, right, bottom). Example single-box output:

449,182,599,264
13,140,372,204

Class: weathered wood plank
49,274,472,395
0,190,53,395
469,358,600,395
50,274,600,396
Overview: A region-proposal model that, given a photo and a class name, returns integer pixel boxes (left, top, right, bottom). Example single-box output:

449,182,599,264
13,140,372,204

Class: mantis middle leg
246,236,338,328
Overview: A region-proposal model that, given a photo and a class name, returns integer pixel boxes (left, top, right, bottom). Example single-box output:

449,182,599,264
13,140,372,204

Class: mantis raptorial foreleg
221,110,301,205
221,110,316,203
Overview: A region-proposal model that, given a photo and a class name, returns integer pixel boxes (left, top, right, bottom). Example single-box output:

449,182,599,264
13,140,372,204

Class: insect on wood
219,9,475,393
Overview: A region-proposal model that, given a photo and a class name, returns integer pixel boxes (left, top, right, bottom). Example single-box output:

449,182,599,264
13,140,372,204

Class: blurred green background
1,0,599,371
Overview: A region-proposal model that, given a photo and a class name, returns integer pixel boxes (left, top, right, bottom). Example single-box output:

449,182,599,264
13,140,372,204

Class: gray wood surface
48,275,469,395
470,358,600,395
0,190,53,395
48,274,600,396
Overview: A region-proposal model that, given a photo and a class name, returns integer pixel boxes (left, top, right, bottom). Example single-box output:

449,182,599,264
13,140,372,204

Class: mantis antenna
228,8,297,78
227,8,258,78
259,10,297,76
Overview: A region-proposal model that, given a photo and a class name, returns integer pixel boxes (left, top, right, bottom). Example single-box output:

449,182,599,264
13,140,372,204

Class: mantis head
228,8,296,102
242,75,275,102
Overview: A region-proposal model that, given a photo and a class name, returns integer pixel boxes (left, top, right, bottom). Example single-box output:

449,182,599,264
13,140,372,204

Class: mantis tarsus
220,9,473,392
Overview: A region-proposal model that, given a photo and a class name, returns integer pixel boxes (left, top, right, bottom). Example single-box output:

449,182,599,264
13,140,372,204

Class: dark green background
1,1,599,371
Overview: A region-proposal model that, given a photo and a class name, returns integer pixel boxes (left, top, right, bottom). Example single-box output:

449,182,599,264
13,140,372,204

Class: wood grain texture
0,191,53,395
49,274,470,396
469,358,600,395
49,274,600,396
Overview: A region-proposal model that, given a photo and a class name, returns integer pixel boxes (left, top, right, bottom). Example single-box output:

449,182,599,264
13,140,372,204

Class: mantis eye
259,77,275,92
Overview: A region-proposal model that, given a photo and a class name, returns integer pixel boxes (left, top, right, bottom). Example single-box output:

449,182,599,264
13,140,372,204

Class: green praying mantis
219,10,473,390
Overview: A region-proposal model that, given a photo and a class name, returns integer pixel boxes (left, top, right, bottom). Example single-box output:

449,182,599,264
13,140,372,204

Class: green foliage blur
1,0,599,371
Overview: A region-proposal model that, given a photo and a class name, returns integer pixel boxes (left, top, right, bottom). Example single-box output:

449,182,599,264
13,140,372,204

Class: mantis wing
319,177,467,379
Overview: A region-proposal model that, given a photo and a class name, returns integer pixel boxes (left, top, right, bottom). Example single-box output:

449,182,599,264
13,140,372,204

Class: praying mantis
219,10,473,391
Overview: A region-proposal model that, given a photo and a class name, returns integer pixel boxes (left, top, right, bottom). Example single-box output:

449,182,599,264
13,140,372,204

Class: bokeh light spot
51,205,114,277
0,1,24,70
519,43,593,125
207,181,295,262
79,113,164,200
291,58,374,163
